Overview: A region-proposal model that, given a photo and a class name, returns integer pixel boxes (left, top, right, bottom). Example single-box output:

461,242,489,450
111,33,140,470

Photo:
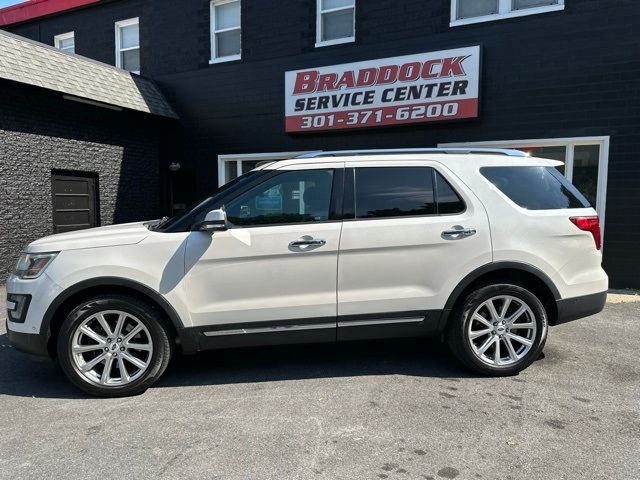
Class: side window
434,171,465,214
225,169,334,226
481,166,590,210
355,167,435,219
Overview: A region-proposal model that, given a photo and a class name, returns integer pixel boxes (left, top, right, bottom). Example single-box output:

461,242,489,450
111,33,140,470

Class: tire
446,283,548,376
57,295,173,397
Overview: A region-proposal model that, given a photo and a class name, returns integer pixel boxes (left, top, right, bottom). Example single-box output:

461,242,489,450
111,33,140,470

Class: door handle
442,226,477,240
289,238,327,247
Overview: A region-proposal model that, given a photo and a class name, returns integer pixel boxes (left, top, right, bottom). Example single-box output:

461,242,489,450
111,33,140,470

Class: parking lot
1,290,638,480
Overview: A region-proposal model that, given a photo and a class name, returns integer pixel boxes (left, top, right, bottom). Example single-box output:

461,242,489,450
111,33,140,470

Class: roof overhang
0,30,178,119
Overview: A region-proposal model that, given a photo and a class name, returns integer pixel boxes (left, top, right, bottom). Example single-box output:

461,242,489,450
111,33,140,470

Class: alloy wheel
71,310,153,386
466,295,537,367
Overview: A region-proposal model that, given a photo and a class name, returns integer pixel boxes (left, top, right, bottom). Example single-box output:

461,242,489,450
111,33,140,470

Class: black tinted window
435,171,465,214
481,166,590,210
355,167,435,218
226,169,334,226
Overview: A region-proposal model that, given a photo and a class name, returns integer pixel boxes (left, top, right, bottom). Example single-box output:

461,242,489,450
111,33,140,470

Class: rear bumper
553,291,607,326
6,320,50,357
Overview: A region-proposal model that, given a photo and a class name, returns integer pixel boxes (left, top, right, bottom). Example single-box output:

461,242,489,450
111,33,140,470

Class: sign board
285,45,480,133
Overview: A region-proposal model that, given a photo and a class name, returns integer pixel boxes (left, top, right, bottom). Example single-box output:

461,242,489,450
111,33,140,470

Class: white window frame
115,17,140,74
450,0,564,27
218,151,314,186
54,31,75,54
316,0,356,48
210,0,241,64
439,136,610,235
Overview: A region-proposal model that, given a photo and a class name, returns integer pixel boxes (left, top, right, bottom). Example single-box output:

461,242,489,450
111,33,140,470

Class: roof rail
295,148,528,158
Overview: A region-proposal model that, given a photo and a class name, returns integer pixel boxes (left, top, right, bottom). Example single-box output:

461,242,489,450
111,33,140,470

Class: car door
337,160,492,340
182,163,343,347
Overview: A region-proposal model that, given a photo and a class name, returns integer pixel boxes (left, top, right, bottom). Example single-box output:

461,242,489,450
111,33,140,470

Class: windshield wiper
145,216,169,231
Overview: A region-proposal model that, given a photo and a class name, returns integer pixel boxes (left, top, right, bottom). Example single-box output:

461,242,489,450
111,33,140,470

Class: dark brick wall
4,0,640,287
0,80,164,281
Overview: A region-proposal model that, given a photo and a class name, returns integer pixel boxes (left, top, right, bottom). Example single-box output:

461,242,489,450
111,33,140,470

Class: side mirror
192,209,228,233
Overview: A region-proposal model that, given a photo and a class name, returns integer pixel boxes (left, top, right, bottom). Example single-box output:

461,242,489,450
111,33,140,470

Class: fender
41,276,187,341
438,261,561,330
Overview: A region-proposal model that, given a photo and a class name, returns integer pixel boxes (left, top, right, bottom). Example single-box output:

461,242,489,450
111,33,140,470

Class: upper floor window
115,18,140,74
451,0,564,27
316,0,355,48
210,0,241,64
54,32,75,54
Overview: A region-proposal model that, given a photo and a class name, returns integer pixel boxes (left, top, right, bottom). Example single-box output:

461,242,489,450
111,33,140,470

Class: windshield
153,170,270,232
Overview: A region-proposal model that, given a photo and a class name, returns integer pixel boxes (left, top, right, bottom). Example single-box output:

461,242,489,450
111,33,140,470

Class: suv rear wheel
446,284,548,376
57,295,173,397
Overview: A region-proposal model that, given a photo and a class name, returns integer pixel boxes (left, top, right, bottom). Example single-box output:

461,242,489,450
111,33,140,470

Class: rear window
481,166,590,210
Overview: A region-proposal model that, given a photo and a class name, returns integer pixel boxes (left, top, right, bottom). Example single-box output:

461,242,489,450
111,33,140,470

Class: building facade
1,0,639,288
0,29,176,280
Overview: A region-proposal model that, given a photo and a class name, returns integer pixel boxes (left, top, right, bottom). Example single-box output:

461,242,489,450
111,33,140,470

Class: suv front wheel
57,295,173,397
446,284,548,376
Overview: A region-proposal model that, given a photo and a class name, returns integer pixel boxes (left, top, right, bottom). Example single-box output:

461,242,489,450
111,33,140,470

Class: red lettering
398,62,421,82
293,70,319,94
335,71,356,89
440,56,468,77
378,65,399,85
356,67,377,87
421,60,442,79
317,73,338,92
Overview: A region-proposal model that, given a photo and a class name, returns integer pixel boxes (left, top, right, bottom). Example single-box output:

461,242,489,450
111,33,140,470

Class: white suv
6,149,608,397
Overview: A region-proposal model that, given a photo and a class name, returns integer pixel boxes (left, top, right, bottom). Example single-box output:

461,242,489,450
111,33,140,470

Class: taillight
570,216,601,250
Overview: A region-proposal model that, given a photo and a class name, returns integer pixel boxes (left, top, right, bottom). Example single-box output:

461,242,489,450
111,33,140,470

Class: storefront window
224,161,238,182
521,146,567,175
572,145,600,207
241,160,262,175
218,152,310,186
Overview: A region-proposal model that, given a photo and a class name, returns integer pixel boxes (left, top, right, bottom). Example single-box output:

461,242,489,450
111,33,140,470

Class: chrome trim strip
203,322,336,337
337,317,425,328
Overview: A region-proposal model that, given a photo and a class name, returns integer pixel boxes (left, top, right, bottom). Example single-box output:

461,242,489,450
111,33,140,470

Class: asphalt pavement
1,287,638,480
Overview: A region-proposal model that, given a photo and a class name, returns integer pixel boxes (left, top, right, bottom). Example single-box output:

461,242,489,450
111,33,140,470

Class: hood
25,221,152,253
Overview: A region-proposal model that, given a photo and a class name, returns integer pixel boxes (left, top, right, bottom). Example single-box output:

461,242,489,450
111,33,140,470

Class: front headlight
14,252,59,279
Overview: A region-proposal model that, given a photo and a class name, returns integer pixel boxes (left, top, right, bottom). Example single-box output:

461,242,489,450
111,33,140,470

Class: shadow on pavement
158,337,473,389
0,333,473,399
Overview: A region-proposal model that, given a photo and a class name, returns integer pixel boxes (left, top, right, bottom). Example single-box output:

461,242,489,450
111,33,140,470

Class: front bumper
6,319,50,356
5,272,63,335
553,291,607,326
